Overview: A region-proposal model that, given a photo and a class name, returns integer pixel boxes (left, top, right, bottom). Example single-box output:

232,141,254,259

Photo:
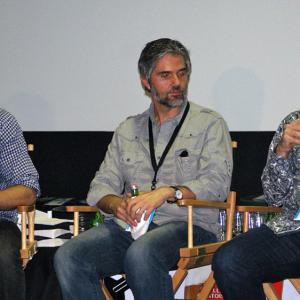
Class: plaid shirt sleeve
0,109,40,221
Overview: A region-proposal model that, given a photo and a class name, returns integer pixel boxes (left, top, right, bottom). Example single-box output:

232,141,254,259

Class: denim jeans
54,219,216,300
0,219,25,300
212,224,300,300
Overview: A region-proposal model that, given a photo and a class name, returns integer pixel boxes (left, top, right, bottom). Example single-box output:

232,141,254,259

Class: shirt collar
148,100,188,127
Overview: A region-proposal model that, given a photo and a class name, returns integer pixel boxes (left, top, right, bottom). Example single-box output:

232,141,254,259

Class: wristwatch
168,186,183,203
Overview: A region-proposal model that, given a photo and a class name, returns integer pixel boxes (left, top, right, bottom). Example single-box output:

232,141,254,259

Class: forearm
96,194,123,214
0,185,36,209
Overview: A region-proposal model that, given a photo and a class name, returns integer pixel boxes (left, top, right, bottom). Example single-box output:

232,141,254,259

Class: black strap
148,102,190,190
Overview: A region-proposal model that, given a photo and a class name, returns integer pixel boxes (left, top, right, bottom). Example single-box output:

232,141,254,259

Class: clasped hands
114,187,171,227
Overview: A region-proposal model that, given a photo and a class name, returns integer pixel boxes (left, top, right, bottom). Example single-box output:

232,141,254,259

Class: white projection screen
1,0,300,132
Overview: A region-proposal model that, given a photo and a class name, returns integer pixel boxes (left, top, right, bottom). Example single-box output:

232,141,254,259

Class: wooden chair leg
172,257,195,293
100,279,114,300
196,272,215,300
172,268,188,294
263,283,280,300
290,279,300,294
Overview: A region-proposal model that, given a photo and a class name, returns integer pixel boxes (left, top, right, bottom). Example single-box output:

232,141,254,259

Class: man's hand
112,195,137,227
126,187,173,223
97,194,137,227
276,119,300,158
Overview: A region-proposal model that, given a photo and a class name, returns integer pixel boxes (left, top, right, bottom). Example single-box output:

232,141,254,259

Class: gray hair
138,38,192,82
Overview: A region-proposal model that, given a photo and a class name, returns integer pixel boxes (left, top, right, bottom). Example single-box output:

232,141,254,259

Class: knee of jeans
54,243,74,274
0,246,18,269
123,242,152,274
212,243,242,276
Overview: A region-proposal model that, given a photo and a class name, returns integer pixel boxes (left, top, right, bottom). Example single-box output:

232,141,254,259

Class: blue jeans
212,225,300,300
0,219,25,300
54,219,216,300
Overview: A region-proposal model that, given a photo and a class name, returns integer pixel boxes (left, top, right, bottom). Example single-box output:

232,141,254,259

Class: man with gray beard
54,38,232,300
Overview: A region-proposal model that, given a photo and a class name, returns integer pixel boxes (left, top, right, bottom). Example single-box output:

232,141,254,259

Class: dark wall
24,132,113,199
230,131,274,199
24,131,275,201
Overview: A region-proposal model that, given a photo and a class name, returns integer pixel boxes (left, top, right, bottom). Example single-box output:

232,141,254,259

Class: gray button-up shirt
87,101,232,235
262,110,300,234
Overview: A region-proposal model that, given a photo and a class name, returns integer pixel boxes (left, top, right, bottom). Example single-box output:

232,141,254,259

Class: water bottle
218,210,226,241
131,183,139,198
79,213,86,233
233,212,242,236
91,211,104,227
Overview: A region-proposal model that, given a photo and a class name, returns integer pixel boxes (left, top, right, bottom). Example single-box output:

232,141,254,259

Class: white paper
35,228,70,239
34,210,73,226
37,238,69,247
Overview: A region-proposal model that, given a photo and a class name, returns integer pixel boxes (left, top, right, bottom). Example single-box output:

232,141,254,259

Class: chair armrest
64,205,99,236
177,199,231,209
64,206,99,213
17,204,35,213
176,192,236,248
236,205,282,213
236,205,282,232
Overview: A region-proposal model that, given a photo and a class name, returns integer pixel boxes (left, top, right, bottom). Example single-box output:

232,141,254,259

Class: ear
141,77,151,92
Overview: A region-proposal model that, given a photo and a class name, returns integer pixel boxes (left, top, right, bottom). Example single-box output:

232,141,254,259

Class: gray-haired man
54,38,232,300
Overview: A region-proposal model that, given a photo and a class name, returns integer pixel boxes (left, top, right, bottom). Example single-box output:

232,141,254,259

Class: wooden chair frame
17,204,37,268
172,191,236,299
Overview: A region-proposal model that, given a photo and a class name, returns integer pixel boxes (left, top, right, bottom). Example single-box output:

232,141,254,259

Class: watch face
175,189,183,200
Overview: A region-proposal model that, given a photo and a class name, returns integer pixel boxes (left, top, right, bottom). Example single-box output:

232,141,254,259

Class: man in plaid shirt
0,108,40,300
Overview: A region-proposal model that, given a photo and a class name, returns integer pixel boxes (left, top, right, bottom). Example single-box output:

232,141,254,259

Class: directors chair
172,141,237,299
172,191,236,299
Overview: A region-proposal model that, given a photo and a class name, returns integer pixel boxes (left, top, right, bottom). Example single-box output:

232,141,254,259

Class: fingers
285,120,300,140
277,120,300,156
134,208,149,223
126,197,151,222
114,198,137,226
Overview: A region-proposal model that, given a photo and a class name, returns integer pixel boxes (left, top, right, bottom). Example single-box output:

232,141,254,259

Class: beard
151,85,188,108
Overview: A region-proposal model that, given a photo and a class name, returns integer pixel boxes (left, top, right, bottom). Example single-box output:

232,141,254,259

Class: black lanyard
148,102,190,190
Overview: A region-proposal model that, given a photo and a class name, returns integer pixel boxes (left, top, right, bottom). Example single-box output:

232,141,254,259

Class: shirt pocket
120,151,145,183
175,148,202,181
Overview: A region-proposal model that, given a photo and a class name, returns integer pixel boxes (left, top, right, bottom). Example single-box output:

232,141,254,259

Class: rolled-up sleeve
87,131,124,208
0,111,40,196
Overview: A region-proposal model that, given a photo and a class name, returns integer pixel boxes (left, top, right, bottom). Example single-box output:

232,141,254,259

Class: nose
171,74,180,87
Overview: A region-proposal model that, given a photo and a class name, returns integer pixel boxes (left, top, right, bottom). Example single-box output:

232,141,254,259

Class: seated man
0,108,40,300
54,38,232,300
213,111,300,300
